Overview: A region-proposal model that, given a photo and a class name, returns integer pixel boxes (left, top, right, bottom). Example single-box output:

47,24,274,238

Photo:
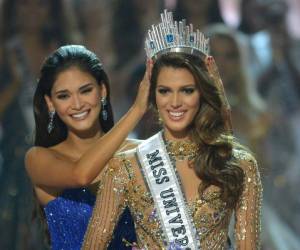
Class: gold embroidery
82,149,262,250
165,138,199,161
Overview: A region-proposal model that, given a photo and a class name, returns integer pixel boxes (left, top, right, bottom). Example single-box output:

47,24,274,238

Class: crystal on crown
145,9,210,60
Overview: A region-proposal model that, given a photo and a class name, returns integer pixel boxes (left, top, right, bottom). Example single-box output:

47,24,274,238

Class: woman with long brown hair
83,11,262,250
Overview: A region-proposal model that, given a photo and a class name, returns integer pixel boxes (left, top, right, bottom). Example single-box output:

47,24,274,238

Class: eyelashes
81,87,93,94
157,88,169,94
56,87,94,100
156,87,196,95
182,88,195,94
57,93,69,100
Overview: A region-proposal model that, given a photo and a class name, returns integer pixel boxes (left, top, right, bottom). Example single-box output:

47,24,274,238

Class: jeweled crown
145,9,210,60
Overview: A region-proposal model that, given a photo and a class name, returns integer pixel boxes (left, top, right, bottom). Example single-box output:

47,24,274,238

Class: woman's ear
44,95,55,112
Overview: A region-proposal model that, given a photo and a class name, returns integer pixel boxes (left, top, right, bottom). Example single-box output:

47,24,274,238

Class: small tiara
145,9,210,60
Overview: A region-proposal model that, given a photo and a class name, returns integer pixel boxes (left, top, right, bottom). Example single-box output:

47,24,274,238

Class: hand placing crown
145,9,210,60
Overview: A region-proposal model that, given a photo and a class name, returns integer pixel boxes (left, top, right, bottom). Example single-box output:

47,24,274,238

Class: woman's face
45,67,105,134
155,66,201,140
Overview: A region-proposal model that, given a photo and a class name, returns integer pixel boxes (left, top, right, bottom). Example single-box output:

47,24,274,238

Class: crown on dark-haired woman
145,9,210,60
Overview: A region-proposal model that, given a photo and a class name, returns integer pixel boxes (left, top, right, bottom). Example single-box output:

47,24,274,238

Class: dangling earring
157,110,163,125
100,97,108,121
47,110,55,134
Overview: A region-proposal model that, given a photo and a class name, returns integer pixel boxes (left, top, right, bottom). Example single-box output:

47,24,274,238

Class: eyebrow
54,83,95,95
156,83,196,88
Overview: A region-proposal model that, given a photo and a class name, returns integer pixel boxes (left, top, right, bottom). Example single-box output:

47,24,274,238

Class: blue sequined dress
44,188,136,250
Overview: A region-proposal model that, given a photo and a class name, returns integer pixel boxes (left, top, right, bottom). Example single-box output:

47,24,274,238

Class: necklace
165,139,199,161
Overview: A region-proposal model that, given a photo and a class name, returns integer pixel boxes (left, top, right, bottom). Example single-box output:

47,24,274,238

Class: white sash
137,132,200,250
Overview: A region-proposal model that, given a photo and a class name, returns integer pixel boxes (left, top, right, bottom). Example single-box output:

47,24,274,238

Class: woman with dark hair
25,45,151,249
82,11,262,250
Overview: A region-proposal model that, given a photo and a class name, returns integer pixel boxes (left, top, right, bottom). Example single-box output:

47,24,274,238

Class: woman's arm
234,152,263,250
82,157,129,249
25,60,153,188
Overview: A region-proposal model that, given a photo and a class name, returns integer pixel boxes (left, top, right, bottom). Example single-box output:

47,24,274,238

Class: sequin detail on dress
44,188,136,250
83,148,262,250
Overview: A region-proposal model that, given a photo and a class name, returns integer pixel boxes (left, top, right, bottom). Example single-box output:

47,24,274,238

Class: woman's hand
133,59,153,115
205,56,233,133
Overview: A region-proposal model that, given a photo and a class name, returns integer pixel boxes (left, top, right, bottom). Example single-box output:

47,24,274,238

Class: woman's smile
45,67,103,133
167,110,186,121
70,110,90,121
155,67,201,140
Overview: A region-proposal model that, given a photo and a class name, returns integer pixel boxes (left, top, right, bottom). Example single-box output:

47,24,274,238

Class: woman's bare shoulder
24,146,56,176
25,146,54,162
25,143,73,180
25,142,70,163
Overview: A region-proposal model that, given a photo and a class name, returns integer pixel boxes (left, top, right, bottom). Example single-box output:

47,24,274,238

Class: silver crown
145,9,210,60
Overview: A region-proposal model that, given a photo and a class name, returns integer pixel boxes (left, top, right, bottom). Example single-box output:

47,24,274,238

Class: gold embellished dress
82,147,262,250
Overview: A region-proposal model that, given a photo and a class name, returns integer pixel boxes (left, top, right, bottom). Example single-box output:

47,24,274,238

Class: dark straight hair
33,44,114,147
32,45,114,245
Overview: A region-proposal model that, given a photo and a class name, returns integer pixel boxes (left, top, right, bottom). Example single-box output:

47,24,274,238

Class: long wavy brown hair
150,53,246,208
